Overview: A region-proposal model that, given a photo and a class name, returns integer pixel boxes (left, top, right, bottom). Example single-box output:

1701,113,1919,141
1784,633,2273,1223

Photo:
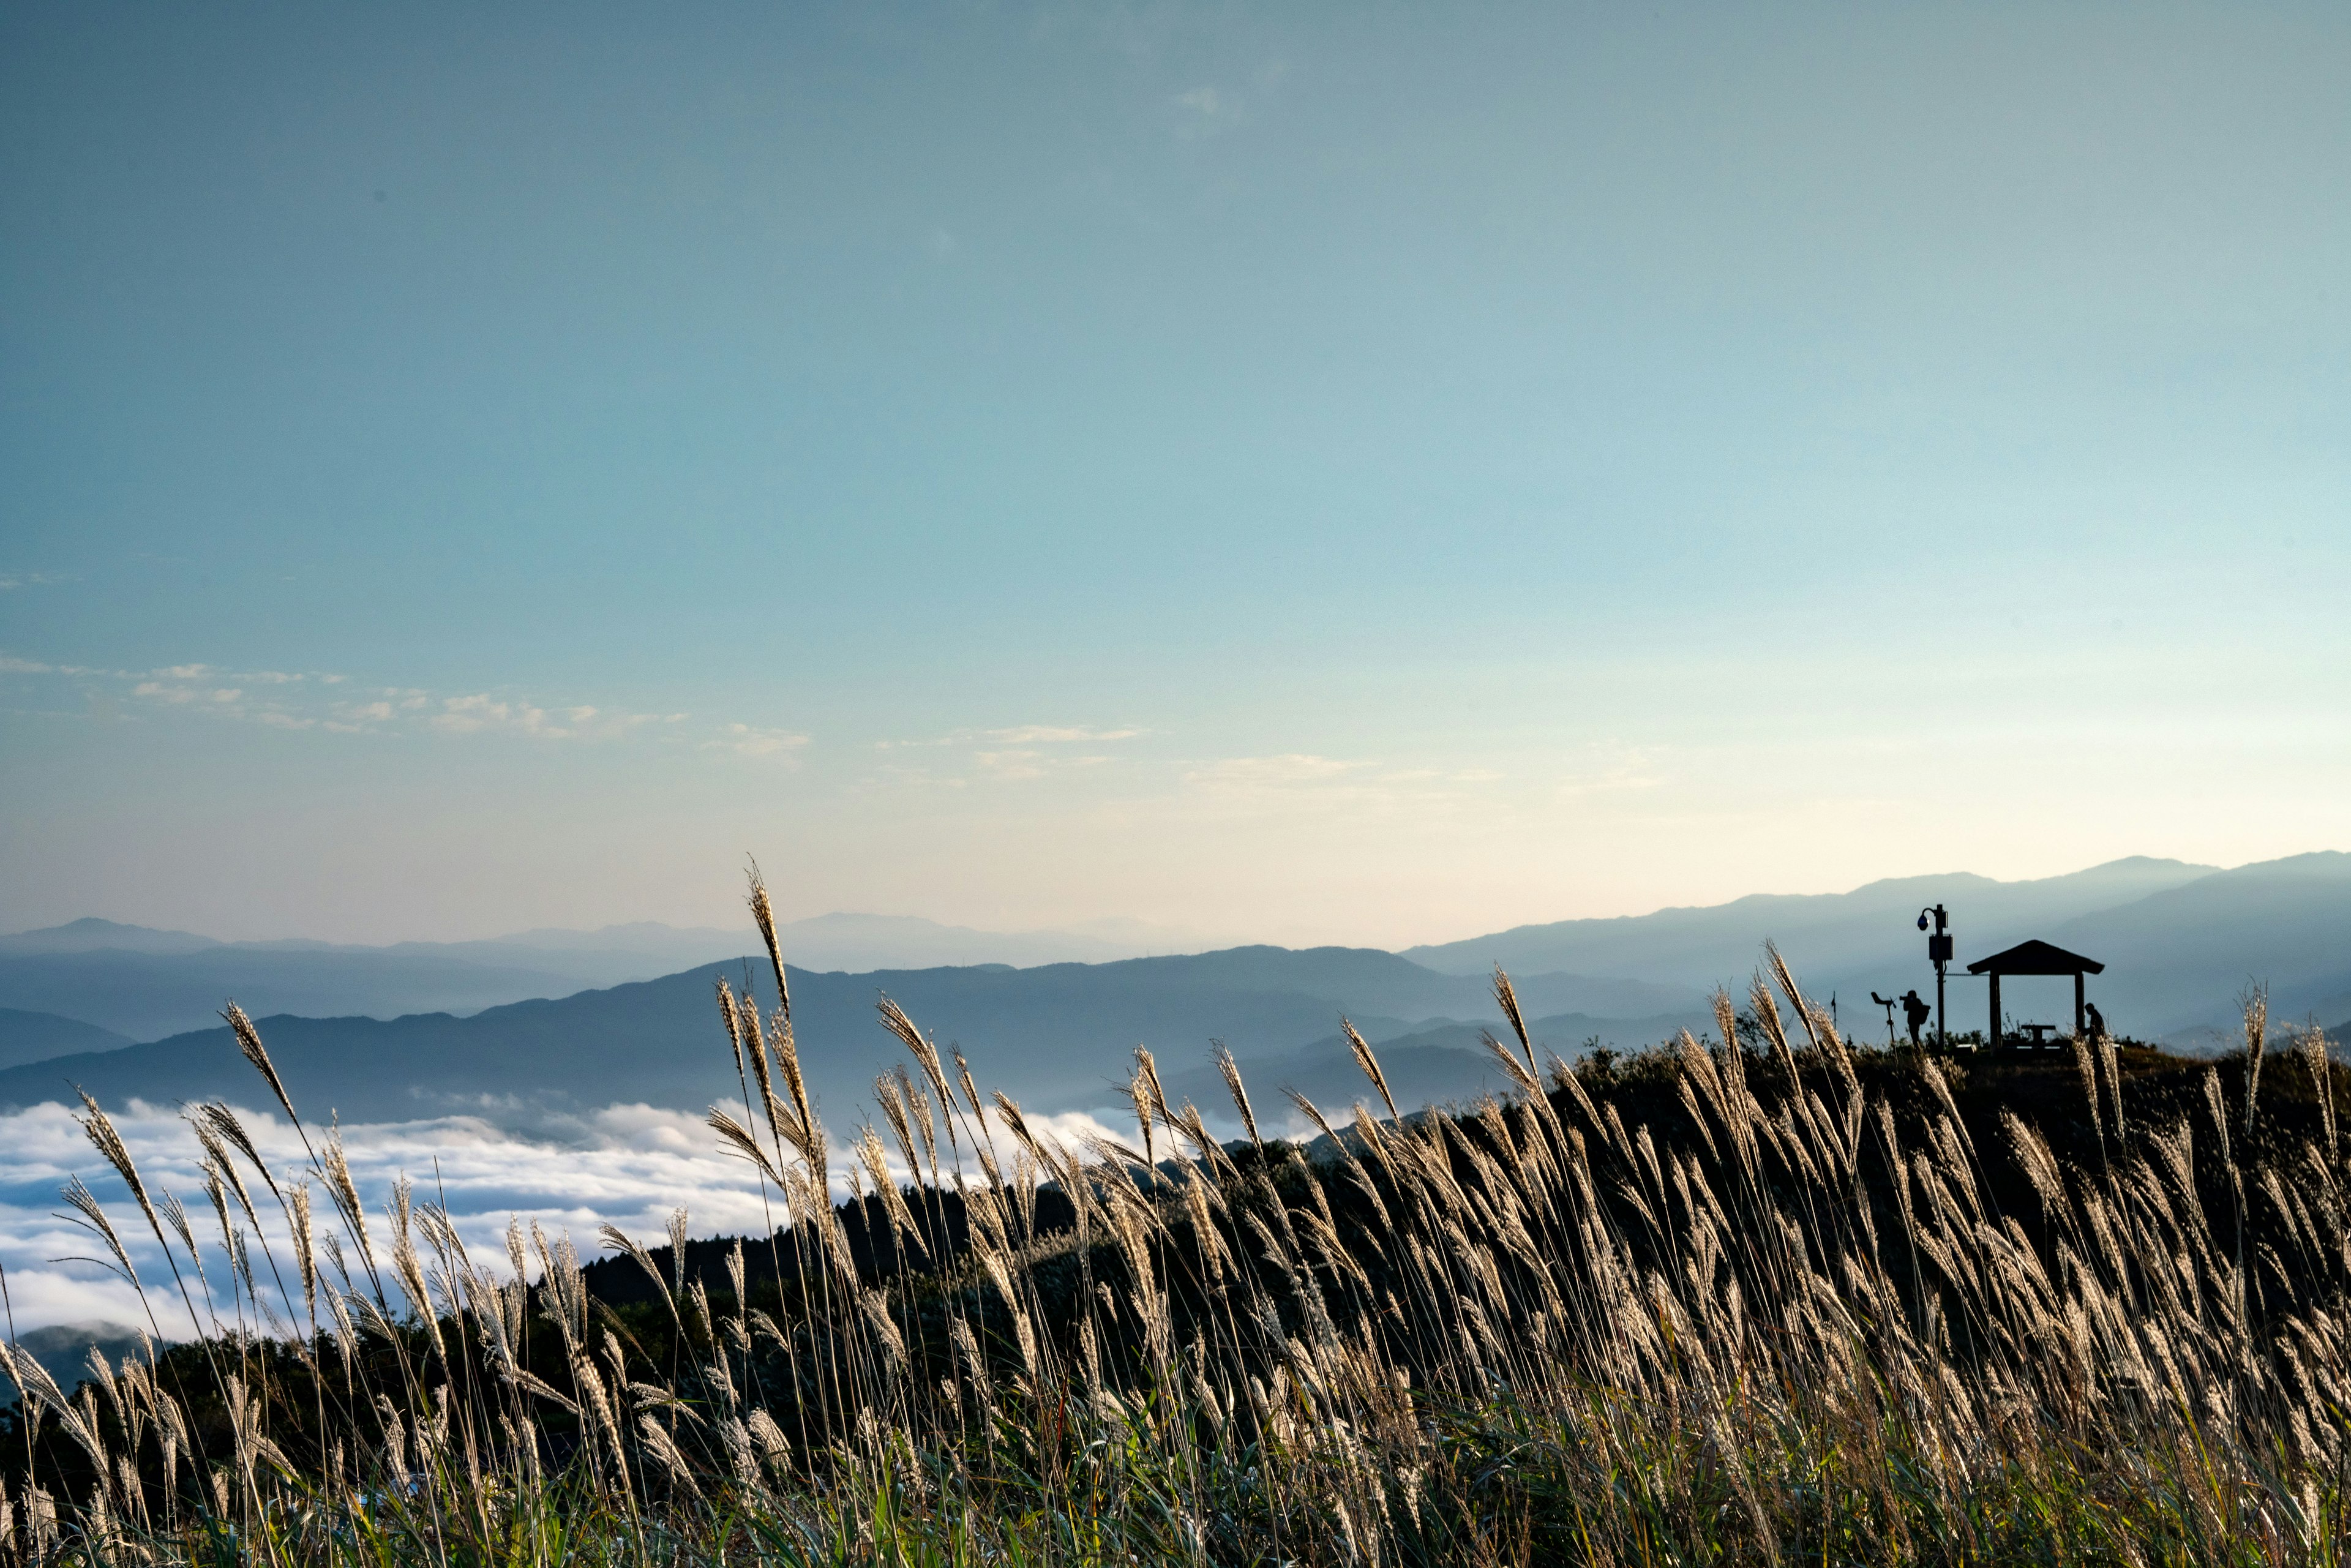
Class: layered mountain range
1,853,2342,1135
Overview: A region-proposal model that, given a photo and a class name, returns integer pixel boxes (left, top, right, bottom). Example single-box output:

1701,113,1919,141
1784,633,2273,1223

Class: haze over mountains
0,912,1226,1041
1413,854,2351,1046
0,948,1709,1135
1,853,2343,1138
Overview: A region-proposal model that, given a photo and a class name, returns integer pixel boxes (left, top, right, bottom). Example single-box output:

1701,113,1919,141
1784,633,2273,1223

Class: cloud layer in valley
0,1095,1149,1336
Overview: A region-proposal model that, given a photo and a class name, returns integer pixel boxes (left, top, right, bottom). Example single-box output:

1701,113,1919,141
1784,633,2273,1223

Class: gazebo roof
1965,939,2104,977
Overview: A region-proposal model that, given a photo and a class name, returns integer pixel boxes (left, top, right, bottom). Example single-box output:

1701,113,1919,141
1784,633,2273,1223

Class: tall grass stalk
3,891,2348,1566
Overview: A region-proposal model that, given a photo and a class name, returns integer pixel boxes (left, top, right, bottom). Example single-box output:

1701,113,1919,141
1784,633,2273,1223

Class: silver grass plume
222,1003,301,1133
746,860,792,1027
2301,1023,2338,1162
1214,1041,1261,1151
2243,982,2270,1134
73,1092,169,1258
58,1176,140,1290
716,975,748,1101
1344,1020,1392,1128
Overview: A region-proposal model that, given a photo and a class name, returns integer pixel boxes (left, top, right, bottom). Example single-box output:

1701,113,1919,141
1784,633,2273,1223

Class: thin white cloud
705,722,811,759
1552,743,1662,800
983,725,1142,745
0,571,67,591
973,749,1048,780
883,723,1144,750
430,694,555,735
131,681,244,705
872,723,1144,784
432,697,686,740
7,650,776,756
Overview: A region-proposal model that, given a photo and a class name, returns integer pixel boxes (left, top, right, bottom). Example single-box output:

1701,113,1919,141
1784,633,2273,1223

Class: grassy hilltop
3,905,2348,1564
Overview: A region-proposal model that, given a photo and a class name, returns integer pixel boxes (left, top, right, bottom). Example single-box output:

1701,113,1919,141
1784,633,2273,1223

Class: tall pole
1921,903,1952,1051
1937,956,1946,1049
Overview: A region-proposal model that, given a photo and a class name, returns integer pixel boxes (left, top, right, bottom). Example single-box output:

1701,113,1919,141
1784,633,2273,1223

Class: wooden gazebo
1965,939,2104,1047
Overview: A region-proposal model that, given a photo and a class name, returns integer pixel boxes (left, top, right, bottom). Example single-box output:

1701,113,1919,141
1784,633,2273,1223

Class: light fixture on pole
1918,904,1952,1048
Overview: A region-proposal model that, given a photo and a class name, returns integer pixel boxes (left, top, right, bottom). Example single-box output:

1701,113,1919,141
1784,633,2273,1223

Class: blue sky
2,1,2345,947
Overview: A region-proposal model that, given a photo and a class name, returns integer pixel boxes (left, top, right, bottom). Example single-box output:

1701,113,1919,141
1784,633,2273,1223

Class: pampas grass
3,885,2349,1566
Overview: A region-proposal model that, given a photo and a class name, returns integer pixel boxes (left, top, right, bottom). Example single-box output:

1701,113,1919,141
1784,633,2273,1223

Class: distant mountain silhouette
2038,853,2351,1038
0,913,1242,1041
0,947,1703,1132
0,917,220,955
1410,853,2351,1041
4,854,2337,1122
0,947,609,1043
0,1008,134,1070
1405,857,2217,984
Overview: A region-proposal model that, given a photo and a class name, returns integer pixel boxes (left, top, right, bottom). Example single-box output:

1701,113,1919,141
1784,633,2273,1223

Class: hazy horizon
4,847,2325,955
6,2,2346,950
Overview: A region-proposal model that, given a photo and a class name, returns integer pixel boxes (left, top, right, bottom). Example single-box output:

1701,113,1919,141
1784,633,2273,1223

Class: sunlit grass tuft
2,891,2346,1566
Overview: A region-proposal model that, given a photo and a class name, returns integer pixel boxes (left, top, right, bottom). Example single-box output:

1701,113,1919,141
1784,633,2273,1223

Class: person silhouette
1901,989,1932,1047
2084,1000,2105,1041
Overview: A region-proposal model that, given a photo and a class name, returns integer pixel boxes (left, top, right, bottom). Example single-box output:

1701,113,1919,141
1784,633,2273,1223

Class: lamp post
1918,904,1951,1049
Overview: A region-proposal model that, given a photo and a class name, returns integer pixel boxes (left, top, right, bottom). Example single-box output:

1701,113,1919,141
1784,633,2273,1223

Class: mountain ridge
4,853,2339,1121
0,947,1706,1134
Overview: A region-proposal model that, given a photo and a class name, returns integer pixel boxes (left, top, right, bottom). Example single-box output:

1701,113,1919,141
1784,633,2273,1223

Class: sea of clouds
0,1095,1147,1337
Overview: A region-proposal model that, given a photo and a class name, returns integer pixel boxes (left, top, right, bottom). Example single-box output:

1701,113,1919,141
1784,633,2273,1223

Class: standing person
2084,999,2106,1041
1901,989,1932,1048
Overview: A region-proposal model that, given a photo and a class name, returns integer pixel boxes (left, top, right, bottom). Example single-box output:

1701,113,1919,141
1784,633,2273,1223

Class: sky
3,1,2347,950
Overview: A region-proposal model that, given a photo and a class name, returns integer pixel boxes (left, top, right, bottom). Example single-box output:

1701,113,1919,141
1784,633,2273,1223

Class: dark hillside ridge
571,1039,2342,1351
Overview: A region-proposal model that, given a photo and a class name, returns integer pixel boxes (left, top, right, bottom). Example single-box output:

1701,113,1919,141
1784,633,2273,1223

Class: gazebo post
1989,972,2001,1051
2074,973,2085,1038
